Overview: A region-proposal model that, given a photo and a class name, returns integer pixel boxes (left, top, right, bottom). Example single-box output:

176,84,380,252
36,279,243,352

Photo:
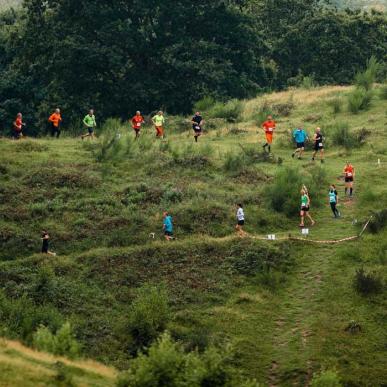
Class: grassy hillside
0,338,116,386
0,85,386,386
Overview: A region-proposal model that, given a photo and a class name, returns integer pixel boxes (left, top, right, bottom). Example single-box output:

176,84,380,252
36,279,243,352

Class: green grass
0,85,386,385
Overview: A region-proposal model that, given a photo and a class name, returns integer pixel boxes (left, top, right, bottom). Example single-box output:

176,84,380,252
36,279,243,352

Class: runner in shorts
13,113,25,139
152,111,165,139
343,162,355,197
312,127,324,163
163,211,174,241
262,115,276,153
41,231,57,256
292,127,308,159
48,108,62,138
235,203,246,237
192,111,204,142
131,111,145,139
300,187,315,228
81,109,97,139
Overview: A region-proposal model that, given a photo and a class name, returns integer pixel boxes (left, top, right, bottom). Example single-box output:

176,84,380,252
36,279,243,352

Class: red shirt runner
132,115,144,130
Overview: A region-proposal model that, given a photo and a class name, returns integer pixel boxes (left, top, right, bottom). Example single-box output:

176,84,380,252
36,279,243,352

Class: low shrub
347,87,373,113
117,333,241,387
33,322,81,359
272,102,294,117
301,75,316,89
127,284,170,350
368,209,387,234
223,152,247,173
266,167,303,217
311,370,342,387
194,96,216,112
208,99,242,122
327,97,343,114
329,122,368,149
353,267,383,295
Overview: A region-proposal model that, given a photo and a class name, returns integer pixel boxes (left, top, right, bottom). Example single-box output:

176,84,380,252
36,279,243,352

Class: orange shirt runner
262,119,276,143
48,113,62,127
344,165,354,178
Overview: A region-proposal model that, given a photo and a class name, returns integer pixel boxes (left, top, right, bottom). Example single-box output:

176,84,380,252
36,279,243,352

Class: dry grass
0,339,117,381
242,86,352,121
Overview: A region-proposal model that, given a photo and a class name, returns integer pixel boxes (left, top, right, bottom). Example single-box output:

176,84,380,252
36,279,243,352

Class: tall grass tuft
379,84,387,100
329,122,369,149
353,268,383,295
327,97,343,114
354,56,381,91
348,87,373,113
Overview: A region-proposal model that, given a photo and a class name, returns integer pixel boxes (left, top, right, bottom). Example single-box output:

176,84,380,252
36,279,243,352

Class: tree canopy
0,0,385,134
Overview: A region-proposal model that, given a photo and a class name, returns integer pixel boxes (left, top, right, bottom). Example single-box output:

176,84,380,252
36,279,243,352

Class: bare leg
306,213,315,225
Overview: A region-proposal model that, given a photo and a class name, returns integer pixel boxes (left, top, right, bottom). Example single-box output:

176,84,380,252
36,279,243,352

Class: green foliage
379,84,387,100
329,122,368,149
354,56,381,91
54,362,75,387
353,268,383,295
311,370,342,387
368,209,387,234
0,291,63,342
301,75,317,89
33,322,81,359
127,284,170,350
117,332,250,387
208,100,243,122
194,96,216,112
347,87,373,113
327,97,343,114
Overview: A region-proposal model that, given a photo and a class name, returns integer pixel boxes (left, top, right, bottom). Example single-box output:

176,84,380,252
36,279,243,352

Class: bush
194,96,216,112
354,56,381,91
117,332,238,387
127,284,170,350
208,99,242,122
33,322,81,359
353,268,383,295
301,75,316,89
223,152,247,173
368,209,387,234
311,370,342,387
54,362,75,387
266,167,303,217
327,97,342,114
347,87,373,113
329,122,368,149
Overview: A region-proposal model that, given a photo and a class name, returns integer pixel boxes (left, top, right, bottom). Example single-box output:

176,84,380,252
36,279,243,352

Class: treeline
0,0,385,135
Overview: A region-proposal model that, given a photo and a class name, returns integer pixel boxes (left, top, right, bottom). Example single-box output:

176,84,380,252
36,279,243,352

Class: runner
262,115,276,153
300,186,315,228
48,108,62,138
41,231,57,256
81,109,97,140
235,203,246,237
292,127,308,159
163,211,174,241
343,162,355,197
152,111,165,139
192,111,204,142
329,184,340,218
312,127,324,163
13,113,25,139
131,111,145,139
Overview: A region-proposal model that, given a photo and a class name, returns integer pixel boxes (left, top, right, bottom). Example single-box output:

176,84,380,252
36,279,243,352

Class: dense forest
0,0,386,134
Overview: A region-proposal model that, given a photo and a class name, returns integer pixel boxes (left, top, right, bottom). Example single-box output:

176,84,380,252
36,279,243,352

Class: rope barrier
247,216,373,245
